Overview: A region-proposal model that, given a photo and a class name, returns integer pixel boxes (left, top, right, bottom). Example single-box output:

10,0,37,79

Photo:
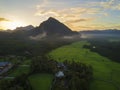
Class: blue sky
0,0,120,30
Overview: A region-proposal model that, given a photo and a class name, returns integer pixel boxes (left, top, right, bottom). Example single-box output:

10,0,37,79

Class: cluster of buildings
0,62,12,75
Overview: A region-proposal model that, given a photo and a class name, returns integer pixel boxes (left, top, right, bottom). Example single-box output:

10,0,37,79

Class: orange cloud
35,6,101,30
0,17,9,22
35,7,100,17
65,18,95,23
34,0,120,31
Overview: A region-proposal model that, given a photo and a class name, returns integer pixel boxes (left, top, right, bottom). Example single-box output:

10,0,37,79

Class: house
55,71,64,78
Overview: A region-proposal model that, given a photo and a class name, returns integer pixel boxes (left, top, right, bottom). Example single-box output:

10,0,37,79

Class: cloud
35,7,100,17
87,0,120,10
36,0,49,9
35,0,101,18
35,5,100,24
34,0,120,30
30,32,47,40
65,18,95,23
108,25,120,29
0,17,9,22
35,5,100,30
100,0,120,10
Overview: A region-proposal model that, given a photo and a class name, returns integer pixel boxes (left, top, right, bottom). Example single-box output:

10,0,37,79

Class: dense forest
84,40,120,62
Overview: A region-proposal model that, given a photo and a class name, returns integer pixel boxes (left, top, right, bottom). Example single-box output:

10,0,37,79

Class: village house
55,71,64,78
55,62,66,78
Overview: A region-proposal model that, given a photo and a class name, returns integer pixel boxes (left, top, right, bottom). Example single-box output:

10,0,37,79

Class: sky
0,0,120,31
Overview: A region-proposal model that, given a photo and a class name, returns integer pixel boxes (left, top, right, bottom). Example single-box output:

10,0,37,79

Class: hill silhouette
30,17,78,37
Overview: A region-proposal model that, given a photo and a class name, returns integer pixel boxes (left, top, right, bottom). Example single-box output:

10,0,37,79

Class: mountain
0,17,80,40
14,25,34,31
30,17,78,37
80,29,120,34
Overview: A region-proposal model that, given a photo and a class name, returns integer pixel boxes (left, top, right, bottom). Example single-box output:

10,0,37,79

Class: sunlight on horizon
1,20,26,30
0,0,120,31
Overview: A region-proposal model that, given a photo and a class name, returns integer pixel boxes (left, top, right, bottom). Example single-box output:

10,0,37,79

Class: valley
48,41,120,90
0,17,120,90
0,39,120,90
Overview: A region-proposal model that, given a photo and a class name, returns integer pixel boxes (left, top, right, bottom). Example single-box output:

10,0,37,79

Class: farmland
48,41,120,90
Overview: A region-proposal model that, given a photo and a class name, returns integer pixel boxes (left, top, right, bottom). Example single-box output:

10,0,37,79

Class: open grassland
48,41,120,90
29,74,53,90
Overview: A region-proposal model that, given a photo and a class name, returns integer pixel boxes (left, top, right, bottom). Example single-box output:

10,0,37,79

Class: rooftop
55,71,64,78
0,62,10,67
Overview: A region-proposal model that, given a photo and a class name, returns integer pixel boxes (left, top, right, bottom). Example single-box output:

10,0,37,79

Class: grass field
29,74,53,90
48,41,120,90
8,65,30,77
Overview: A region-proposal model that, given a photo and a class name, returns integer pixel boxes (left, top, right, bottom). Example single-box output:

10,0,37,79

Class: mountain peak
48,17,55,20
47,17,60,23
33,17,79,37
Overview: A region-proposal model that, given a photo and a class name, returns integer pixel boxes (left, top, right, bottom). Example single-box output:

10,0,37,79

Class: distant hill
0,17,79,40
80,29,120,34
14,25,34,31
79,30,120,38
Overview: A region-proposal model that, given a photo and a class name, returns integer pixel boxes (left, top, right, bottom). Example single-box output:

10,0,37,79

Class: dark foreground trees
0,74,32,90
0,55,93,90
30,56,57,74
52,61,93,90
29,56,93,90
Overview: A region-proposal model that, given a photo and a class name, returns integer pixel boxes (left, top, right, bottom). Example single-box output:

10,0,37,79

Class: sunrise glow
0,0,120,31
7,21,25,30
1,20,26,30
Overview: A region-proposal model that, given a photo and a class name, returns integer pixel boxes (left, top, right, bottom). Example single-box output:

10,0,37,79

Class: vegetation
84,40,120,62
29,55,93,90
8,65,30,77
30,56,57,74
0,74,31,90
0,36,80,90
1,16,120,90
48,41,120,90
29,74,53,90
53,61,93,90
1,32,119,90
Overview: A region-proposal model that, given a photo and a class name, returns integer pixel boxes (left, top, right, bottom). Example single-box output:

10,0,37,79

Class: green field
6,58,31,77
48,41,120,90
8,65,30,77
21,59,31,65
29,74,53,90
